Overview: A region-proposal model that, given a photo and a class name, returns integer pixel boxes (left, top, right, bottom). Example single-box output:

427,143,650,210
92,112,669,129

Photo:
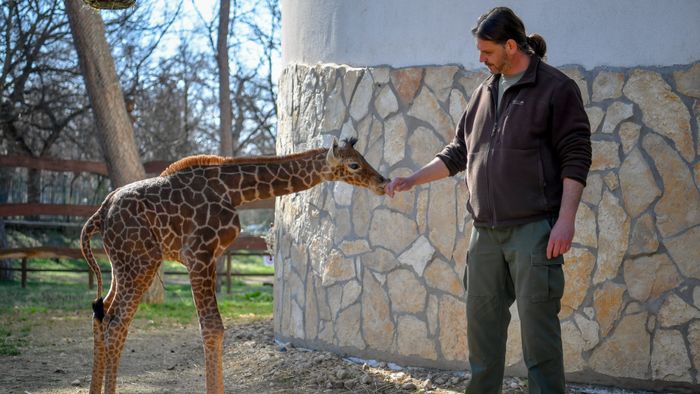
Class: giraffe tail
80,196,111,322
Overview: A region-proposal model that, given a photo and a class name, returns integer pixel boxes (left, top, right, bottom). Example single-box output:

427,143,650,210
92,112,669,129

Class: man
385,7,591,394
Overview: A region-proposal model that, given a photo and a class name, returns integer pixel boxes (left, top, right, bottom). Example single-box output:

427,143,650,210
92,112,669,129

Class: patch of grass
0,326,21,356
135,282,273,325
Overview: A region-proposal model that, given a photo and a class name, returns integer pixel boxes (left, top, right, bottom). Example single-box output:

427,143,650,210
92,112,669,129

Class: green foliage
0,326,22,356
135,282,273,324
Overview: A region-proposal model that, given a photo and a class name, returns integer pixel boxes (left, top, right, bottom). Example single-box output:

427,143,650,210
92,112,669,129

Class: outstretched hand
384,176,414,197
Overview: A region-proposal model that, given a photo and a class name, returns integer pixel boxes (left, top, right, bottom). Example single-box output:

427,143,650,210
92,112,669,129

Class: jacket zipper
487,81,500,228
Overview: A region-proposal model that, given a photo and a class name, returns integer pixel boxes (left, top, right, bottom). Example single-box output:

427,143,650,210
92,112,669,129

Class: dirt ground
1,312,655,394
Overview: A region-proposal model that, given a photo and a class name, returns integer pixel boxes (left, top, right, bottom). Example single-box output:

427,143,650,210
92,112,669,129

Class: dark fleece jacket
437,56,592,228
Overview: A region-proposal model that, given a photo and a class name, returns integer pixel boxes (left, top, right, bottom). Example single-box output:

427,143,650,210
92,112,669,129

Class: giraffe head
325,137,389,195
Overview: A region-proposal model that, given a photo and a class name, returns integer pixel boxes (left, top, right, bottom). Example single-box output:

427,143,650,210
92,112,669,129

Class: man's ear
326,137,340,166
505,38,517,53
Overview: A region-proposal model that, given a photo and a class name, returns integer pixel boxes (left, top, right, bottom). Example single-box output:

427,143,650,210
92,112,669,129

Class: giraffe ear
326,137,340,166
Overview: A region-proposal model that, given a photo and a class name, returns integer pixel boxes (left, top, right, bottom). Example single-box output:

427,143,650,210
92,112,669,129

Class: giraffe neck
224,148,332,204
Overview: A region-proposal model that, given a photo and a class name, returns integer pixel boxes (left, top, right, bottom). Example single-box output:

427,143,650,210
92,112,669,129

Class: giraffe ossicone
80,137,388,393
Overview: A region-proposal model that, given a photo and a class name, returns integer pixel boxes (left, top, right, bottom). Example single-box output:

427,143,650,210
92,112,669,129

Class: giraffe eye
348,163,360,171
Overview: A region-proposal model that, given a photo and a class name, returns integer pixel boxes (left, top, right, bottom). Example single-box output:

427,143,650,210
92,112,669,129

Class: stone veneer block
368,209,418,253
594,282,626,337
574,313,600,351
408,87,453,141
591,140,620,171
619,148,661,218
586,106,605,133
602,101,634,133
589,312,650,379
618,122,641,154
336,304,365,349
623,254,679,302
375,83,399,119
592,71,625,102
582,173,603,205
305,272,319,339
361,270,394,352
438,295,467,362
390,67,422,105
428,180,457,258
424,66,458,103
688,322,700,377
321,250,355,286
383,114,407,166
594,191,629,284
321,80,346,132
397,316,438,360
643,133,700,238
561,67,590,105
505,303,523,367
349,72,373,121
664,225,700,280
387,269,426,314
658,293,700,328
625,70,694,162
398,235,435,275
424,258,463,297
652,329,693,382
408,126,445,166
562,321,586,372
673,63,700,98
561,247,595,317
449,89,468,125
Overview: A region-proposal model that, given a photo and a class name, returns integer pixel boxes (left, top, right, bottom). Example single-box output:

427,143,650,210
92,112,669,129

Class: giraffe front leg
189,268,225,394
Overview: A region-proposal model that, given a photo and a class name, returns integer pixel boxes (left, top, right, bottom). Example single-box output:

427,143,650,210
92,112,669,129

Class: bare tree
191,0,279,156
217,0,233,157
65,0,164,303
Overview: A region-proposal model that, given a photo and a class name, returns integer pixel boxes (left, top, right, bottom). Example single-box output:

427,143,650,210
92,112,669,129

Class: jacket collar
487,55,540,91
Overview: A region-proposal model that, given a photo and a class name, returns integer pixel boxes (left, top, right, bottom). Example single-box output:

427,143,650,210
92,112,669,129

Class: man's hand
384,158,451,198
548,177,585,259
547,216,575,259
384,176,415,197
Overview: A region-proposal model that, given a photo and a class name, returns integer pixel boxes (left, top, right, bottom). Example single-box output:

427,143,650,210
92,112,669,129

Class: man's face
476,38,509,74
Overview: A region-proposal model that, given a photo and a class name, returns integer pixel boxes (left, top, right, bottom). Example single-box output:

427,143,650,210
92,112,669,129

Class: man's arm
385,157,450,197
547,177,584,259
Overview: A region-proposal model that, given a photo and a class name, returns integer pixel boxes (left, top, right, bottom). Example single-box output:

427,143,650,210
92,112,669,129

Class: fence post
226,254,232,294
21,258,27,288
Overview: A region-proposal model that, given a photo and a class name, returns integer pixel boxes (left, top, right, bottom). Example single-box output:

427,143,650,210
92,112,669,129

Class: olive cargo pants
464,219,566,394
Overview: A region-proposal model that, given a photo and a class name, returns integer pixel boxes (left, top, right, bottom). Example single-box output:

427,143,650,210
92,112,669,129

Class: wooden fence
0,154,274,293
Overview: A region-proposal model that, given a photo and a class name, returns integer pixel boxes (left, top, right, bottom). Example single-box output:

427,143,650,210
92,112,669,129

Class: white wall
281,0,700,70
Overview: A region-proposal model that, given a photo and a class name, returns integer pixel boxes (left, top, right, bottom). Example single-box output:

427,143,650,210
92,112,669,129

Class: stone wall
272,62,700,390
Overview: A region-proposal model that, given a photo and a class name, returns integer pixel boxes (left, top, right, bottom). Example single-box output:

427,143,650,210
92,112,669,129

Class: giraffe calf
80,137,388,394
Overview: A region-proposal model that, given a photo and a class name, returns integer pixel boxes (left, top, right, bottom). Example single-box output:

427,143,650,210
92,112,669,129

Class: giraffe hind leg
89,260,118,393
101,254,161,393
186,254,225,394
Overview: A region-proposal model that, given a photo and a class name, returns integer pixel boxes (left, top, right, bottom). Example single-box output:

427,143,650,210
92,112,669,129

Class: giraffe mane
160,150,327,176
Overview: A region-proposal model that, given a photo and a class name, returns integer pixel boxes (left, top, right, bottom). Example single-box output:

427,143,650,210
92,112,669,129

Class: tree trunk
215,0,233,292
218,0,233,158
65,0,163,303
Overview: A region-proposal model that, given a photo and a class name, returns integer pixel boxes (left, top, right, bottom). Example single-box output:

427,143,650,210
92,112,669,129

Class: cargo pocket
530,252,564,303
